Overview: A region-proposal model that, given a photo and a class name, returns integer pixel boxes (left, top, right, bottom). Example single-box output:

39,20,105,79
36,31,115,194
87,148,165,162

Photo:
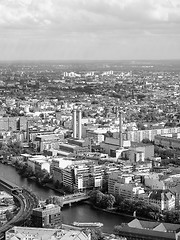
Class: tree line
89,190,180,224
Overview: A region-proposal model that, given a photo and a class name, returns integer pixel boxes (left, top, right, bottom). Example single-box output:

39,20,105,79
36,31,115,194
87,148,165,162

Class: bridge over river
59,193,90,207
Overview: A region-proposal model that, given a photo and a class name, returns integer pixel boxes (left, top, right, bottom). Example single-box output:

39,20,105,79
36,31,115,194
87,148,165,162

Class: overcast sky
0,0,180,61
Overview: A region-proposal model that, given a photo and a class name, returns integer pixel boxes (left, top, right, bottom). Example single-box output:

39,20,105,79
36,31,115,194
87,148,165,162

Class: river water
0,163,132,233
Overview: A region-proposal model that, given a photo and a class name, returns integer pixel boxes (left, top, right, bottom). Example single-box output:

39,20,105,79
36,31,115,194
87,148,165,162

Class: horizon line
0,58,180,63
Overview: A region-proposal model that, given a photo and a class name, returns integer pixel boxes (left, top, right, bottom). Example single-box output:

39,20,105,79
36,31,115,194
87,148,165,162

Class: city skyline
0,0,180,61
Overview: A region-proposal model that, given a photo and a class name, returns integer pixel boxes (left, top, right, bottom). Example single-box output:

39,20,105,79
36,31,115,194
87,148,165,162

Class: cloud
0,0,180,34
0,0,180,60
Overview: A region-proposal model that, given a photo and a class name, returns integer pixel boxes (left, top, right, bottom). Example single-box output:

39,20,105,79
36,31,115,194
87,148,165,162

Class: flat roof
60,143,78,149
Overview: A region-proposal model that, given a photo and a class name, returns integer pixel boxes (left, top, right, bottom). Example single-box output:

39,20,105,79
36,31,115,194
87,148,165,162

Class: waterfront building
114,182,145,199
31,204,62,228
52,162,112,192
27,155,51,173
108,172,133,195
117,218,180,240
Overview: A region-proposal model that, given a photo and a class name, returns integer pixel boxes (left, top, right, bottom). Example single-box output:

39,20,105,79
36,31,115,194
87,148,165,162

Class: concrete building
86,129,105,145
35,134,62,152
5,226,90,240
144,173,165,190
117,218,180,240
31,204,62,228
27,155,51,173
100,137,131,158
154,134,180,149
0,116,28,131
113,126,180,143
72,109,82,140
114,182,145,199
129,142,154,160
108,172,134,195
128,149,145,163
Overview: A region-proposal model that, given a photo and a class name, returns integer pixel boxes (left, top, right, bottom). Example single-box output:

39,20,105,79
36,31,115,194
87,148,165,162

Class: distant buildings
154,134,180,149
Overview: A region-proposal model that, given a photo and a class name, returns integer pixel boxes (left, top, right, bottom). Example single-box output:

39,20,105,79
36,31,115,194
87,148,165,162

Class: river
0,163,132,233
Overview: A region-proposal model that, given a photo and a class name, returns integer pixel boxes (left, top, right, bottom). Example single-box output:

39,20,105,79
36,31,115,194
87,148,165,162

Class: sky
0,0,180,61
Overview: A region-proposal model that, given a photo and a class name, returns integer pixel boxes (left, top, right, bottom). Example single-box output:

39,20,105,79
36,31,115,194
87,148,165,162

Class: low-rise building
117,218,180,240
5,226,90,240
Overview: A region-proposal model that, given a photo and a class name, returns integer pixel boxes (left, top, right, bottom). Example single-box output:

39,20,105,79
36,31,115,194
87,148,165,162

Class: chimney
78,110,82,140
73,109,77,138
27,120,29,143
119,111,123,148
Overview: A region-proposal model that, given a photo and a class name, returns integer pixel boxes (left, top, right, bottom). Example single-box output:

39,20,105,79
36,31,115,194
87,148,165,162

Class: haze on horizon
0,0,180,61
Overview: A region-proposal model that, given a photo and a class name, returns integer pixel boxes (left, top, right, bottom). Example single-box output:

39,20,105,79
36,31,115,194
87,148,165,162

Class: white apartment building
27,155,51,173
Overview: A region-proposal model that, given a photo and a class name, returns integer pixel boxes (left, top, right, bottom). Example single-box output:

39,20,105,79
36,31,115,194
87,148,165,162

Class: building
35,134,62,152
154,134,180,149
0,116,28,131
5,226,90,240
144,173,165,190
31,204,62,228
145,189,175,211
27,155,51,173
100,137,131,158
129,142,154,160
108,172,133,195
116,218,180,240
52,162,109,192
126,126,180,143
114,183,145,199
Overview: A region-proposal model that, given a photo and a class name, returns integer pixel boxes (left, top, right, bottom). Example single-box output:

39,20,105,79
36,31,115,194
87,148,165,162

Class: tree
91,229,104,240
54,180,61,189
46,196,63,207
137,122,146,130
5,210,13,221
96,191,104,206
106,194,115,209
164,210,180,224
142,138,152,144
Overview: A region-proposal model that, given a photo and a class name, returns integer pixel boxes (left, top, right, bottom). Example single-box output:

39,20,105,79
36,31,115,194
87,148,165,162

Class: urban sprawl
1,60,180,240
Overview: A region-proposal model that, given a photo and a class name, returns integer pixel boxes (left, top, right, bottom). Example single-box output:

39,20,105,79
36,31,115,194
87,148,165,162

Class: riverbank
1,161,155,222
0,163,135,233
85,201,154,222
